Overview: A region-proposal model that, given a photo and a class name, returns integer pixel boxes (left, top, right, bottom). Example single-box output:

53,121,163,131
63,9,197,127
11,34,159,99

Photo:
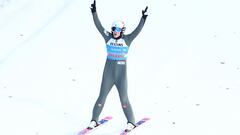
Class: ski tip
142,117,151,121
103,116,113,120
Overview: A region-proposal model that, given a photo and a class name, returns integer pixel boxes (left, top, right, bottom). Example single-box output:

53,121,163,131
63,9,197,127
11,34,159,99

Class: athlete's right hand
142,6,148,19
90,0,96,13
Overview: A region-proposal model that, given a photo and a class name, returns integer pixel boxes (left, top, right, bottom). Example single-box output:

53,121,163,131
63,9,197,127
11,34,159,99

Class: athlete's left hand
90,0,96,13
142,6,148,19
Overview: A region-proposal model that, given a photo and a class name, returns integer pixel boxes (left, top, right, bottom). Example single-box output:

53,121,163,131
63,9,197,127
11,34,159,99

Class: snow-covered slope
0,0,240,135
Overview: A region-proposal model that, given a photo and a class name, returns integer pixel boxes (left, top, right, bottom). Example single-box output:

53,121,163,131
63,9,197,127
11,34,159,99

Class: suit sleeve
92,12,111,42
125,17,147,45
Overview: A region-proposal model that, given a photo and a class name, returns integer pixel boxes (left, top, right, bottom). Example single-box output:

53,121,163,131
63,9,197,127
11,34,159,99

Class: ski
77,116,113,135
119,117,150,135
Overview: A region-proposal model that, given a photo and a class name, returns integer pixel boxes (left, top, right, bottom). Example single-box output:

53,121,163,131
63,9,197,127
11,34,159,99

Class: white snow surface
1,0,240,135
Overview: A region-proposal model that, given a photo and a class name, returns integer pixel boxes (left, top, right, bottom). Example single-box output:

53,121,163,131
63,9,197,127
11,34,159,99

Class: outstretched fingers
144,6,148,12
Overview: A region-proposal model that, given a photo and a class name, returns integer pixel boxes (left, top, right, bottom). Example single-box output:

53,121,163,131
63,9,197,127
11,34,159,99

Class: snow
0,0,240,135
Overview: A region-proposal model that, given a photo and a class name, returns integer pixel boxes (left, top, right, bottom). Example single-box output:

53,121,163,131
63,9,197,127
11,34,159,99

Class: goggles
111,27,122,32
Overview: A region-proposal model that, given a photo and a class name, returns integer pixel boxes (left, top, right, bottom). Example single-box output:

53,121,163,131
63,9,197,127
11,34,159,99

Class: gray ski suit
91,11,147,124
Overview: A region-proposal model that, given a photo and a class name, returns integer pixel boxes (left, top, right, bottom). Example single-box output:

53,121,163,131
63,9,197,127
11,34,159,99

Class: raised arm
90,0,110,42
126,6,148,45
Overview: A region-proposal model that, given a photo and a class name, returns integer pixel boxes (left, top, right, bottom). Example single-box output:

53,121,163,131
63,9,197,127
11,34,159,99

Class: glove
142,6,148,19
90,0,96,13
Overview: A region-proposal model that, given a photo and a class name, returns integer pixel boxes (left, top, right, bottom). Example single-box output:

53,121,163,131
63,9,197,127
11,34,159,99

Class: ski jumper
91,12,147,124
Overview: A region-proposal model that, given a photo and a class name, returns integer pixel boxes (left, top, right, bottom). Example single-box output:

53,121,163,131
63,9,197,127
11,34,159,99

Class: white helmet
111,20,126,33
